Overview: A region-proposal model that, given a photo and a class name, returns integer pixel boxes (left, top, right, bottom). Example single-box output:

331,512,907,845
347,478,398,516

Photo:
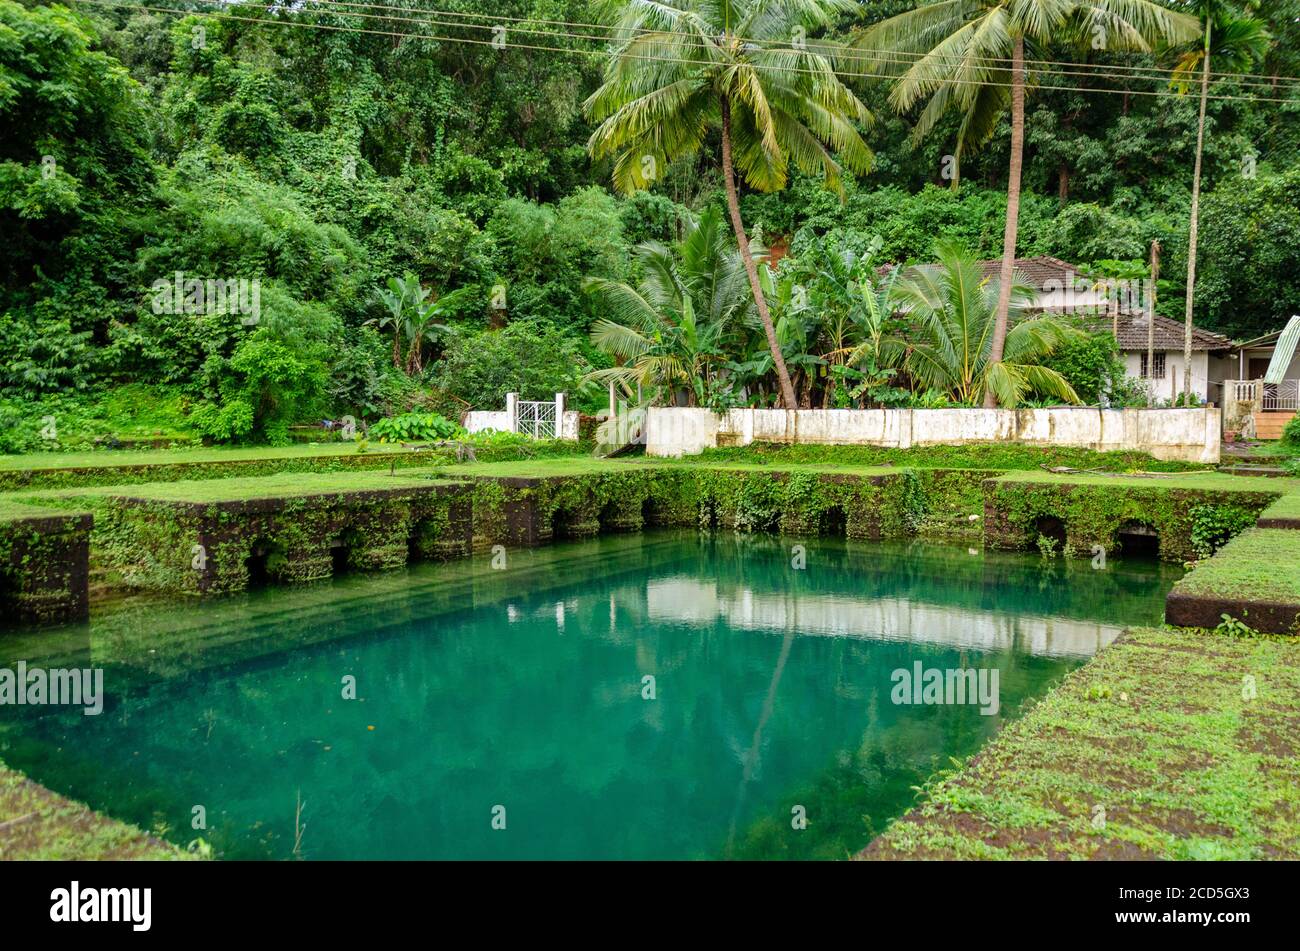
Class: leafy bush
1282,414,1300,447
1041,330,1131,405
430,321,589,412
466,428,530,447
0,399,48,453
189,398,256,443
1190,504,1258,559
193,333,330,445
369,412,463,443
0,387,196,453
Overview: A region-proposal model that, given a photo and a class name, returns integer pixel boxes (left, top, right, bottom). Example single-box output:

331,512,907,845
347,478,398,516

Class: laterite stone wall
981,478,1280,563
0,509,92,625
94,483,473,596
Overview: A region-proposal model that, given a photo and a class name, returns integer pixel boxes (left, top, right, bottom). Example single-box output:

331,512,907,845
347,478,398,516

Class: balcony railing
1226,379,1299,412
1229,380,1258,404
1263,379,1300,412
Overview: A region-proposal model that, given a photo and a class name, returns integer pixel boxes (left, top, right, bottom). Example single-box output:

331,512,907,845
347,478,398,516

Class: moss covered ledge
982,470,1290,562
1,757,190,860
860,626,1300,860
13,471,474,596
1167,528,1300,634
0,500,93,625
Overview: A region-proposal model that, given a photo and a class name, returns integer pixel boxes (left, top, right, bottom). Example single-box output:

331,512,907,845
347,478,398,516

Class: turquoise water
0,531,1181,860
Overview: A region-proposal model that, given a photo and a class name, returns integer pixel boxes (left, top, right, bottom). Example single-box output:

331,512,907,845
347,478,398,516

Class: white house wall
1120,350,1212,402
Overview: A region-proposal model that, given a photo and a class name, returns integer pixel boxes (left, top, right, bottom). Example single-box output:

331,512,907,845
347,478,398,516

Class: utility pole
1148,240,1160,407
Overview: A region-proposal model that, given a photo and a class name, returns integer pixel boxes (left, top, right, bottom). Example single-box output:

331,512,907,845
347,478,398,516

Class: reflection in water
0,531,1180,860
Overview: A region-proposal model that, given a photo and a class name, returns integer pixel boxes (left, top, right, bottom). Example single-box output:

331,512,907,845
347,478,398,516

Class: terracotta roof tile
880,255,1085,289
880,255,1232,351
1079,311,1233,351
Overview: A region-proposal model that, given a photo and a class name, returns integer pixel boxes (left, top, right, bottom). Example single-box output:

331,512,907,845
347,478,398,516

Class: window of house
1140,352,1167,379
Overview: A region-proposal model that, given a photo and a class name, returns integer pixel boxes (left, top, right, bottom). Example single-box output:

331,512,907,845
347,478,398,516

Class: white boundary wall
463,409,581,440
645,406,1221,464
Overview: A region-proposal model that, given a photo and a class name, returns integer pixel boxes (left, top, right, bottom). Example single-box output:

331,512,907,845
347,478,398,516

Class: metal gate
515,400,557,439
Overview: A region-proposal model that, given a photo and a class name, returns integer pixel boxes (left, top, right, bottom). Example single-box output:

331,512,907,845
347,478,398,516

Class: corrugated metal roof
1264,315,1300,384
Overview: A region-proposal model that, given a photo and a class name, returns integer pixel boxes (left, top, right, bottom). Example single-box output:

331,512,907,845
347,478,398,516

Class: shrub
1189,504,1258,558
369,412,463,443
430,321,588,412
1040,330,1129,405
467,428,530,447
1282,413,1300,447
194,333,330,445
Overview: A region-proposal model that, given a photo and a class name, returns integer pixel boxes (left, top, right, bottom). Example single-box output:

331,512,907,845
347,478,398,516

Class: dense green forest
3,0,1299,449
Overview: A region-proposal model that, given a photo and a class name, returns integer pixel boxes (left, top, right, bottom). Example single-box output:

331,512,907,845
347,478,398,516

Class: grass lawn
0,758,189,860
862,626,1300,860
0,443,414,471
993,468,1300,494
29,469,458,504
674,442,1213,472
1173,528,1300,605
1261,493,1300,522
0,498,89,523
449,457,644,478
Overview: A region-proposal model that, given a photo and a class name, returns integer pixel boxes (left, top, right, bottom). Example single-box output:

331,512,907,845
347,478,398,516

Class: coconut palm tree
585,0,875,410
1170,1,1269,404
896,242,1082,406
856,0,1198,407
582,207,755,406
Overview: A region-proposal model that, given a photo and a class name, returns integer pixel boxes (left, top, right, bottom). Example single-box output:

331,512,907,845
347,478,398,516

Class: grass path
0,758,189,860
861,627,1300,860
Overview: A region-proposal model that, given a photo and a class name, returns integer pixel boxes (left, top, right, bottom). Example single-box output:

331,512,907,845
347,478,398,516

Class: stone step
1217,465,1291,477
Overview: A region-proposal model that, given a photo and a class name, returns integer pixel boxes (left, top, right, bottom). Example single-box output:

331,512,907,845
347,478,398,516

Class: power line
271,0,1300,93
269,0,1300,90
72,0,1300,105
58,0,1238,98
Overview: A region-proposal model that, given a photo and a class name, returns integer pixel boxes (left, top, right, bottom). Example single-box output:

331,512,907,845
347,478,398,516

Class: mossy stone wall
0,511,92,625
982,478,1278,562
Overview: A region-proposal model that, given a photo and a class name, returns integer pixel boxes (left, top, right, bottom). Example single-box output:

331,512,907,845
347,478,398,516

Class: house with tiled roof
1102,311,1234,405
882,255,1234,404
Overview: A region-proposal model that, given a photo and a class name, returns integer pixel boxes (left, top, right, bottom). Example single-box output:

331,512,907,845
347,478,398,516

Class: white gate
515,400,556,439
507,392,566,440
1264,380,1300,411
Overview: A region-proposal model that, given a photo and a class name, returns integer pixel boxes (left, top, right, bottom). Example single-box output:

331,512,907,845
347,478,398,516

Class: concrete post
505,392,518,433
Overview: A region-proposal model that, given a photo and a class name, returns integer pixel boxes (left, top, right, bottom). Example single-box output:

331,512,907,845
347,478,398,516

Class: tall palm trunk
1148,239,1160,407
1183,23,1212,407
984,35,1026,408
720,96,798,410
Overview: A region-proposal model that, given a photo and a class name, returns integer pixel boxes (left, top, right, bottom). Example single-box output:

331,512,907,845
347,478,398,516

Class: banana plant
369,273,471,377
370,274,414,370
405,286,474,376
